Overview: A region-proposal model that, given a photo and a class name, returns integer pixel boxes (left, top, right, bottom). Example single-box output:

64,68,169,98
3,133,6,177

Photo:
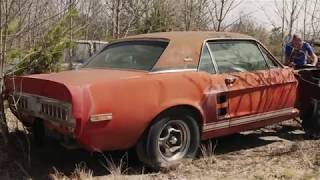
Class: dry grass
50,163,94,180
199,139,218,165
2,115,320,180
0,111,32,179
99,152,129,178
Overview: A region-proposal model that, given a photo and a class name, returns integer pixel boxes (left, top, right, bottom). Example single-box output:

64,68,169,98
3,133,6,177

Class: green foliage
229,16,284,60
12,9,79,75
7,19,19,35
268,27,284,60
6,48,22,61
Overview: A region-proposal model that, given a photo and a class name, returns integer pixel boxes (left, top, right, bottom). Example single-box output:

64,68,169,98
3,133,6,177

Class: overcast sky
231,0,279,29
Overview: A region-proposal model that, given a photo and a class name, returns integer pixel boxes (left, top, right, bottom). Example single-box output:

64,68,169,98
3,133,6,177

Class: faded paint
5,31,299,152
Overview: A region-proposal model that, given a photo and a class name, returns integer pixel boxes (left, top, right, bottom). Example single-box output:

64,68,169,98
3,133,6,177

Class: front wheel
136,111,200,168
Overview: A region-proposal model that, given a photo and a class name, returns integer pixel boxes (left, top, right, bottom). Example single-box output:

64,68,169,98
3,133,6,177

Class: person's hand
288,62,296,68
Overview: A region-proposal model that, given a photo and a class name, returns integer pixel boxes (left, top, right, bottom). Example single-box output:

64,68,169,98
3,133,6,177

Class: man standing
285,34,318,69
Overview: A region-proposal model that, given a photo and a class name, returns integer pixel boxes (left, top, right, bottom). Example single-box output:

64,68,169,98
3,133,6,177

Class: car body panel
5,31,299,151
201,68,298,134
226,68,297,118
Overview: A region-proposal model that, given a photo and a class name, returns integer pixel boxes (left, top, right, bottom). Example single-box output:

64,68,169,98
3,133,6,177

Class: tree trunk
281,0,285,62
303,0,307,39
217,0,225,32
112,0,121,39
68,0,74,70
0,0,10,145
116,0,121,39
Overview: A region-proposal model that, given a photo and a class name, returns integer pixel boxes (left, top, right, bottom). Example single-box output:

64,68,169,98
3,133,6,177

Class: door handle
225,77,237,86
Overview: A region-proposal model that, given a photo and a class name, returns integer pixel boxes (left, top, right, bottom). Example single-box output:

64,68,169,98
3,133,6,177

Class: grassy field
1,112,320,180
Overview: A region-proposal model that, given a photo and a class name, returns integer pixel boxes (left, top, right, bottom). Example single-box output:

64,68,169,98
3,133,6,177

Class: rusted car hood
25,68,146,86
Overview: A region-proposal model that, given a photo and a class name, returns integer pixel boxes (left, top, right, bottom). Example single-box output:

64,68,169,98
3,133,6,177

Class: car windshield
84,40,168,71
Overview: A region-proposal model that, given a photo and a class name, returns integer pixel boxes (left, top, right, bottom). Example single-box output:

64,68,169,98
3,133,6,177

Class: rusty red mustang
5,31,305,168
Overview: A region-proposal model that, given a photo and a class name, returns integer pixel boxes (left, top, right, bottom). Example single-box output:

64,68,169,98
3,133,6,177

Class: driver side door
207,40,278,121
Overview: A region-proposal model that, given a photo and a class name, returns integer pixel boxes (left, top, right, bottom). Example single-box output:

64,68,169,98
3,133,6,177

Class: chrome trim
203,108,297,132
203,38,284,72
184,57,193,62
9,92,74,127
229,108,295,126
255,41,284,68
149,69,197,74
90,113,113,122
197,41,216,74
257,43,273,69
203,120,229,131
205,42,219,73
203,37,256,41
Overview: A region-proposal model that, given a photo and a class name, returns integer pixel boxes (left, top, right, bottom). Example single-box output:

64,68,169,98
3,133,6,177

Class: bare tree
274,0,303,41
207,0,241,31
181,0,210,31
310,0,320,40
303,0,308,39
287,0,303,39
0,0,9,144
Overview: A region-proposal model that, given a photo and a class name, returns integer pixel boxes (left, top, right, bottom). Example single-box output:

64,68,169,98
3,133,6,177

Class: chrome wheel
157,120,191,161
136,111,200,168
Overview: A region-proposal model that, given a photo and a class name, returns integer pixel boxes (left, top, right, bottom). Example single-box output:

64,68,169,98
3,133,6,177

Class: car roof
126,31,253,41
117,31,257,71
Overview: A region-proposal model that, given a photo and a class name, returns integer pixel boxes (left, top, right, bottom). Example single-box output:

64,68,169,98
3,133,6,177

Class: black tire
302,116,320,139
136,110,200,169
301,103,320,139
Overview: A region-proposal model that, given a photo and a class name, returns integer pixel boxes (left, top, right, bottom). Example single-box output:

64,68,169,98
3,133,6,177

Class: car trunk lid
5,68,146,102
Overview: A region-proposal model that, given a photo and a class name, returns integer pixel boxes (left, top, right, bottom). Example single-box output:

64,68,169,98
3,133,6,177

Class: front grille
40,103,68,121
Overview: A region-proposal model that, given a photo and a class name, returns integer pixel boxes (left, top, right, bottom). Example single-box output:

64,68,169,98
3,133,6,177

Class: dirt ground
1,113,320,180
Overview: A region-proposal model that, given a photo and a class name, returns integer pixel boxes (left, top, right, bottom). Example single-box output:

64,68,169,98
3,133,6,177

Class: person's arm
306,43,318,66
310,53,318,66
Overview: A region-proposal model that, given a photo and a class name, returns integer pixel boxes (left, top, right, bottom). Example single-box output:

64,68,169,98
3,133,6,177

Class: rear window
84,40,168,71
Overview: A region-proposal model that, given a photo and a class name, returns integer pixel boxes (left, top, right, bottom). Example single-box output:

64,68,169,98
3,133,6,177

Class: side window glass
208,41,269,73
259,45,279,68
199,45,215,73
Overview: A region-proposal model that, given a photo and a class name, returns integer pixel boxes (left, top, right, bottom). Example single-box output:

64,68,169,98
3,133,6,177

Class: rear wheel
136,111,200,168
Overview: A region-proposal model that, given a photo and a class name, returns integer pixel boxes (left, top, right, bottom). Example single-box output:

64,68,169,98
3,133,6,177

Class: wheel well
135,105,204,149
152,105,203,131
